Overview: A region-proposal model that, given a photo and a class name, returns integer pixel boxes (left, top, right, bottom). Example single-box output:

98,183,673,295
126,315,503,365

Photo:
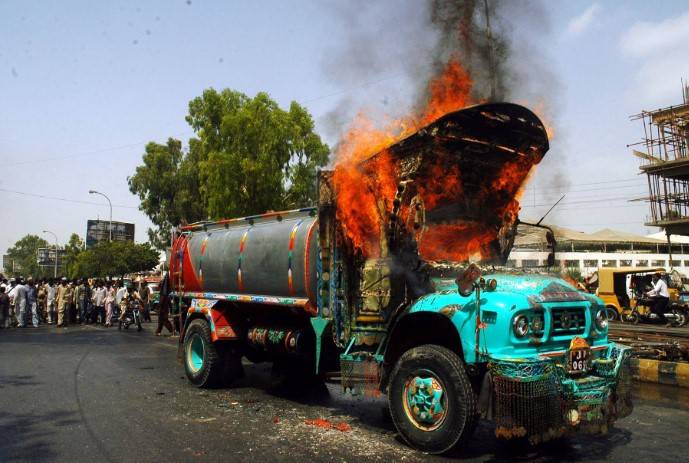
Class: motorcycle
118,299,143,332
621,296,689,326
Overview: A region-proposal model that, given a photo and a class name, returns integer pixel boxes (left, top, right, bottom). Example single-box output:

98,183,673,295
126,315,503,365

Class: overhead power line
0,188,139,209
6,130,195,167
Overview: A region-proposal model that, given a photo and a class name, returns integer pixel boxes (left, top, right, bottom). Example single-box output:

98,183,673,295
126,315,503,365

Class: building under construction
632,84,689,237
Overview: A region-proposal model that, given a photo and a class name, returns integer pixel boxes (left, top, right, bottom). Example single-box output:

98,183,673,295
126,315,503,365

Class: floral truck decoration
168,102,632,454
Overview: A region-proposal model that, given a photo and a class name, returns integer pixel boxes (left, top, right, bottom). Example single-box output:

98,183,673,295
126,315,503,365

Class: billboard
36,248,67,266
3,255,21,274
86,220,135,247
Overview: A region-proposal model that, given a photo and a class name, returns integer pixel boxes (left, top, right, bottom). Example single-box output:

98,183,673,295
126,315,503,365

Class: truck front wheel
388,344,477,454
184,319,241,388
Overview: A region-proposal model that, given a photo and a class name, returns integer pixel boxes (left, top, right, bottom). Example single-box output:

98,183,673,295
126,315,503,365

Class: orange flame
332,57,540,263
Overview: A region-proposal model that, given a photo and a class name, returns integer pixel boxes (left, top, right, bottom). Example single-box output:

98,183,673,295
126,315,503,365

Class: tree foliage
5,234,49,278
128,138,206,248
64,233,84,278
72,241,160,278
129,89,329,248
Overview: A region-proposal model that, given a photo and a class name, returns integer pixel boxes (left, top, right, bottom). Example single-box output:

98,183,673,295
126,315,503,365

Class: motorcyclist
118,284,142,322
646,272,671,326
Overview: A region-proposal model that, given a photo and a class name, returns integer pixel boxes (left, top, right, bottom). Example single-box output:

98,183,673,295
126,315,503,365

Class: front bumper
487,343,633,444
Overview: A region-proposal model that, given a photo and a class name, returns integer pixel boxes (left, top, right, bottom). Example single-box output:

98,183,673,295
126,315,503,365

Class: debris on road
304,418,352,432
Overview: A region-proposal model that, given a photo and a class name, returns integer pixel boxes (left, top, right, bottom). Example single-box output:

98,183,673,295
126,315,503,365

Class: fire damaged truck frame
168,103,632,454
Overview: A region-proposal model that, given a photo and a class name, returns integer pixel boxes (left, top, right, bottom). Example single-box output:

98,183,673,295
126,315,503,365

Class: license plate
569,348,590,373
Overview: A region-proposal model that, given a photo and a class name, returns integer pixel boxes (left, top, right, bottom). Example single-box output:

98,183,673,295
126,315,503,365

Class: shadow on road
0,374,41,388
0,409,80,462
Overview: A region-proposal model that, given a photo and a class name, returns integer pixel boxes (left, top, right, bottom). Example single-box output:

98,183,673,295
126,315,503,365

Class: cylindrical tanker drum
184,213,319,306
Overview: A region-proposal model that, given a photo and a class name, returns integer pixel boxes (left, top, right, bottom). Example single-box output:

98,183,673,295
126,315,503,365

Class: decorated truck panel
168,102,632,454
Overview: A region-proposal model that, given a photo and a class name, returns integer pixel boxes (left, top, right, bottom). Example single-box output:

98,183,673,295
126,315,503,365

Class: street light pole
42,230,58,278
89,190,113,241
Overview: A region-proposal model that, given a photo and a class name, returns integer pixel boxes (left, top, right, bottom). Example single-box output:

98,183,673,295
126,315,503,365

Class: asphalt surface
1,322,688,463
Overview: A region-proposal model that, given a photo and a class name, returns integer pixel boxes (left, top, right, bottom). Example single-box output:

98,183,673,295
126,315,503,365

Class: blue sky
2,0,689,254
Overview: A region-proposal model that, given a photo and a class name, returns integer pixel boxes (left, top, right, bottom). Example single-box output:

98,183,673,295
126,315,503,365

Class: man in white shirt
115,282,127,305
46,280,57,324
91,282,107,324
646,273,670,325
8,279,27,327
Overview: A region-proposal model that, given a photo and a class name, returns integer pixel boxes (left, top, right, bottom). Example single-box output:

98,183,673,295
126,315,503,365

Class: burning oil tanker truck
167,103,632,453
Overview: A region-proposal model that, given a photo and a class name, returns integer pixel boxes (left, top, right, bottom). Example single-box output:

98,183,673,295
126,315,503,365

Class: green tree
128,138,206,248
72,241,160,278
64,233,84,278
129,89,329,248
5,234,50,278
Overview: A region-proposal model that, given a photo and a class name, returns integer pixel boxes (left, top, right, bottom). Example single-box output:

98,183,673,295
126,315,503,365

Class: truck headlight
595,309,608,331
513,315,530,338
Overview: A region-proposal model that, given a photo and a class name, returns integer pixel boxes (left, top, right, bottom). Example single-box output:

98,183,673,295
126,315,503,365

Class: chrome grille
551,306,586,336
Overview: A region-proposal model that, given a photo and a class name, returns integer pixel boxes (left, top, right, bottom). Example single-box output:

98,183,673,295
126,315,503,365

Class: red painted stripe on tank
287,221,303,295
181,237,202,291
303,219,317,306
238,230,249,292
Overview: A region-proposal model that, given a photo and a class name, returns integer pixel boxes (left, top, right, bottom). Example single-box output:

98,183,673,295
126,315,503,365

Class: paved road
1,323,688,463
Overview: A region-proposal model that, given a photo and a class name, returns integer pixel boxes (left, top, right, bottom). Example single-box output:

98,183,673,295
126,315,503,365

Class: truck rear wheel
388,344,477,455
184,319,242,388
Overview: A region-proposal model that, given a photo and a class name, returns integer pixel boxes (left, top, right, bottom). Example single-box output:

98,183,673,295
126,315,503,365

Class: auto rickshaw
596,267,688,326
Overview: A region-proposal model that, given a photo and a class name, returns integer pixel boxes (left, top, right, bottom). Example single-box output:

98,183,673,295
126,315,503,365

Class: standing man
75,280,88,324
155,275,173,336
0,286,10,328
92,281,106,324
115,281,126,308
7,278,17,326
9,279,27,328
37,280,47,323
56,278,72,328
69,280,78,324
25,279,39,327
46,280,57,324
139,282,151,322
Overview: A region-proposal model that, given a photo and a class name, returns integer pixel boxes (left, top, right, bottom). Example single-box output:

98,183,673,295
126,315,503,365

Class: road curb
629,358,689,388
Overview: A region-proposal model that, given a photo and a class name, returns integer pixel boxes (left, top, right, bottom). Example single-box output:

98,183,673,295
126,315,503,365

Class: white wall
507,250,689,276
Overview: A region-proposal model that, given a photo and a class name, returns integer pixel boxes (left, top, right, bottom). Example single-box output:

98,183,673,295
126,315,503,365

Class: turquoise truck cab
170,103,632,454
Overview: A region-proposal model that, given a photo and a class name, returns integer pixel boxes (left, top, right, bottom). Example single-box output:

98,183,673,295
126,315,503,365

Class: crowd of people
0,277,154,329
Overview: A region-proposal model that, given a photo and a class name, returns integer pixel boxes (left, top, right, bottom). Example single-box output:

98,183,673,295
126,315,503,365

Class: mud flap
310,317,329,374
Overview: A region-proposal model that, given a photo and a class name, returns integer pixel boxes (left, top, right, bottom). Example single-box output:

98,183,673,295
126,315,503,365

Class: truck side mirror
456,263,482,297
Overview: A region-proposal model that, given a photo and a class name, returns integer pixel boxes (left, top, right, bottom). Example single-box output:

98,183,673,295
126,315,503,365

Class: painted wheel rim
187,334,205,373
402,371,448,431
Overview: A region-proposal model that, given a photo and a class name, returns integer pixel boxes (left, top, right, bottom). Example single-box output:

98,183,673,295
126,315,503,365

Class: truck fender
380,310,464,390
184,299,241,342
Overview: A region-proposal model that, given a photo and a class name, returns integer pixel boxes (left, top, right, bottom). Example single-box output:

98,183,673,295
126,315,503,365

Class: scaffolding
631,84,689,236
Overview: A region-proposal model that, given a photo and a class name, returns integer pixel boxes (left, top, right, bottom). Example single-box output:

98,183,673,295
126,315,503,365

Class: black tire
184,319,224,388
670,307,687,327
388,344,477,454
136,313,142,332
118,320,122,331
623,311,640,324
605,306,619,322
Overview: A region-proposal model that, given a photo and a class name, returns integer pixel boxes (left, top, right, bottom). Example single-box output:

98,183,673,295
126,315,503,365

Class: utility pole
42,230,58,278
89,190,113,241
